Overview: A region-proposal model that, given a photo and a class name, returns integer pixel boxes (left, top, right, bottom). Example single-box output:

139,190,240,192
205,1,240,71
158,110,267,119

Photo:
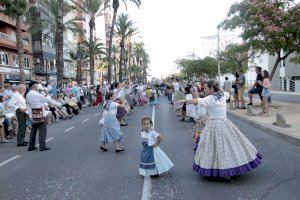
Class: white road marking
94,113,100,116
0,155,21,167
142,176,152,200
82,118,89,123
64,126,74,133
36,137,55,147
141,105,155,200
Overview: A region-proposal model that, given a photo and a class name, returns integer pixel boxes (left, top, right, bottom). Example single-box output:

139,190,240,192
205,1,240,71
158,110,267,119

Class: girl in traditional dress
178,80,262,180
185,86,197,122
139,118,174,177
139,90,148,106
99,92,125,153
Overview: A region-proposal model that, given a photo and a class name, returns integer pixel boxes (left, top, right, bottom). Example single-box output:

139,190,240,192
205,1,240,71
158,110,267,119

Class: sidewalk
270,90,300,95
227,98,300,146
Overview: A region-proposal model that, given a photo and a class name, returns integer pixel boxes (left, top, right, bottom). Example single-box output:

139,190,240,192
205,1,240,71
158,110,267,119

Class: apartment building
0,12,33,86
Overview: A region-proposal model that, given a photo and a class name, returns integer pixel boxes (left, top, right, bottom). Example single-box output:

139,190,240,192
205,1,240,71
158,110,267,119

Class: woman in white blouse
178,79,262,180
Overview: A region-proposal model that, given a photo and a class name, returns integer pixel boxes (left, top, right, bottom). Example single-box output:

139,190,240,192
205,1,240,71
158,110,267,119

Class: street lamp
200,27,221,84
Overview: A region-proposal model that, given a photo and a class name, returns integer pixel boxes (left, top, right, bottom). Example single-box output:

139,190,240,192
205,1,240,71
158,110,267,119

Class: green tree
114,13,137,82
111,44,119,82
83,38,106,84
71,0,105,85
221,0,300,80
175,56,238,79
107,0,141,84
219,43,254,69
140,51,150,83
0,0,34,83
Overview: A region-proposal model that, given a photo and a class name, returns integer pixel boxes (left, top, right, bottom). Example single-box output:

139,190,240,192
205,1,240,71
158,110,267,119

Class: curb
227,111,300,147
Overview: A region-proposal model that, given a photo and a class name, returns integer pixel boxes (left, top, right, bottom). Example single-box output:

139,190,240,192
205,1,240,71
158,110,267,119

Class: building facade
248,52,300,92
0,13,33,86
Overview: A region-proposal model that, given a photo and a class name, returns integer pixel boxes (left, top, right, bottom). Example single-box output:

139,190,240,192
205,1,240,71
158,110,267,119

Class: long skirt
173,91,184,110
193,118,262,177
99,114,123,143
116,107,127,120
139,146,174,176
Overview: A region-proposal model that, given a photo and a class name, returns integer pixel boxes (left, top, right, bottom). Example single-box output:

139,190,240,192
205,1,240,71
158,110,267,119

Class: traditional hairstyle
206,79,224,100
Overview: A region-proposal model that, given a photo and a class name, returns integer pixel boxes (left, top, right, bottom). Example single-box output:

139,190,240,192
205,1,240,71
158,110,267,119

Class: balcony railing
0,32,29,45
0,32,16,42
33,44,55,54
34,66,57,75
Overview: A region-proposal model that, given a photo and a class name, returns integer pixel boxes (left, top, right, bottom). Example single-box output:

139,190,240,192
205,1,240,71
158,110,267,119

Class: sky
102,0,240,78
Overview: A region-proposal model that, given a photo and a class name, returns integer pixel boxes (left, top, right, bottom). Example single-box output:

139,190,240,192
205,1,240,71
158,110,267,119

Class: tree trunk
89,19,95,85
56,0,64,89
119,40,124,82
107,0,119,84
270,50,294,81
76,59,81,84
16,17,25,84
114,56,117,82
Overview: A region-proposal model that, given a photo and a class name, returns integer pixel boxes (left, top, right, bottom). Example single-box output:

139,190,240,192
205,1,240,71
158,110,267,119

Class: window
0,52,9,65
24,57,29,68
13,55,19,67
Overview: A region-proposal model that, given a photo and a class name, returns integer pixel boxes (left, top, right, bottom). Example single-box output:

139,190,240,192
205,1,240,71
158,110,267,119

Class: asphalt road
0,98,299,200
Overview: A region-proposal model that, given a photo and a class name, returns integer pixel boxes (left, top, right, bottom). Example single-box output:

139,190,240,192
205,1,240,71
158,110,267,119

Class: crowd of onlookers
0,80,107,145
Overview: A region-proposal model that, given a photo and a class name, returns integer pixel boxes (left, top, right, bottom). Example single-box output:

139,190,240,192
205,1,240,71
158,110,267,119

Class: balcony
0,32,16,42
34,65,57,75
0,32,31,53
33,43,56,55
0,13,28,31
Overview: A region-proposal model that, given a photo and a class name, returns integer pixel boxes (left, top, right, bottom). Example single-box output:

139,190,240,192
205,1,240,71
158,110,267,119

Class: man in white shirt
8,84,27,146
26,81,61,151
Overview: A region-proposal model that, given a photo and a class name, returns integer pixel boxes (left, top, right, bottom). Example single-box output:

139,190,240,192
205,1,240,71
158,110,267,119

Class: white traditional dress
193,94,262,177
186,94,197,119
139,129,174,176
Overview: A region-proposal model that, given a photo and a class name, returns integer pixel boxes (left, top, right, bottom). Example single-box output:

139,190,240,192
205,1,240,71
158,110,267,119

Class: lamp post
200,27,239,84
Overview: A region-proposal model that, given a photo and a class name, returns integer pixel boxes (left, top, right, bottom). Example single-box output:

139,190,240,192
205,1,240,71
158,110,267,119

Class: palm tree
0,0,34,83
83,38,106,84
111,44,119,82
107,0,141,84
140,51,150,82
32,0,80,88
71,0,105,85
114,13,137,82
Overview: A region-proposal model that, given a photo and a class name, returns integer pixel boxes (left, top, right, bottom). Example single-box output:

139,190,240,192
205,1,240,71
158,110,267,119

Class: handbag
31,108,45,123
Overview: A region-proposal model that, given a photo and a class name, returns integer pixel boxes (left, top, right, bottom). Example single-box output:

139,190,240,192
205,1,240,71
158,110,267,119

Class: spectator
248,67,263,106
223,77,232,103
3,83,14,99
259,70,272,117
7,84,28,146
237,70,246,109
